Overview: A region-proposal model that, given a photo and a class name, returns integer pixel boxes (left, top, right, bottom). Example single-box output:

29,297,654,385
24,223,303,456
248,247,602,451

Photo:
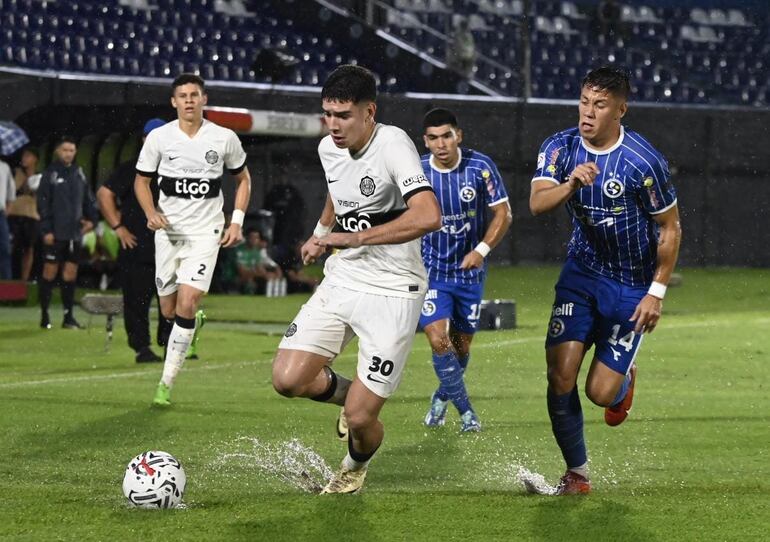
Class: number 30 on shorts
368,355,394,376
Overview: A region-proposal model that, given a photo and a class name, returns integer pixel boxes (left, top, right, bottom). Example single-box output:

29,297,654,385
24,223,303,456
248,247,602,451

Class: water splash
213,436,333,493
516,466,558,495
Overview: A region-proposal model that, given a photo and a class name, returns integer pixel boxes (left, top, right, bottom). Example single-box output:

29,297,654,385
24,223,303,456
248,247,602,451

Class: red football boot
555,470,592,495
605,364,637,427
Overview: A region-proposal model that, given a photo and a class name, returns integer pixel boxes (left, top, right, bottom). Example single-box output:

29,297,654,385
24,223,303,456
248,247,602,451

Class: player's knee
426,330,452,354
546,366,575,395
344,409,375,432
584,381,614,407
271,372,302,398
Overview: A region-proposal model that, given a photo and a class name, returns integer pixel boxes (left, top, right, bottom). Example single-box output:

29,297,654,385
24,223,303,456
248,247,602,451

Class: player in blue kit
419,108,512,432
529,67,682,495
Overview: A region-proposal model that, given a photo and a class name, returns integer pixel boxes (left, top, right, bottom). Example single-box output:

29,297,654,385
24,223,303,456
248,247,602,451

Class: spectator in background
446,16,476,79
594,0,625,40
274,239,319,294
263,172,307,260
234,228,285,295
37,136,98,329
8,147,41,281
97,118,170,363
0,157,15,279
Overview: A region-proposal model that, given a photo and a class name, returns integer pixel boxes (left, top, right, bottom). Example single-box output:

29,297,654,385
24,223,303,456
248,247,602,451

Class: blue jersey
421,148,508,284
532,126,677,287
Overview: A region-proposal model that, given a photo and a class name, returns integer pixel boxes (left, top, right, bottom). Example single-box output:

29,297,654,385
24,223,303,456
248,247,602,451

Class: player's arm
316,189,441,249
630,205,682,334
529,162,600,215
301,193,335,265
460,200,513,270
221,167,251,247
134,173,168,230
96,185,137,249
37,171,55,245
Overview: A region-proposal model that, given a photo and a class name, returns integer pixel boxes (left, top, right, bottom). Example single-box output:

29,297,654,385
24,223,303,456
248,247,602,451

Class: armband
231,209,245,226
313,221,332,238
474,241,491,258
647,281,667,299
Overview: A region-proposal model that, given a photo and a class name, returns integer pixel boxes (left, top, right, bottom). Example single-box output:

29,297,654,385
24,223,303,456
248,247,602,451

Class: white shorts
278,282,423,398
154,232,220,296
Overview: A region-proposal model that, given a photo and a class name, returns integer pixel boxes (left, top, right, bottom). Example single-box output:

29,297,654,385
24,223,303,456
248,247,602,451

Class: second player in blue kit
419,108,512,432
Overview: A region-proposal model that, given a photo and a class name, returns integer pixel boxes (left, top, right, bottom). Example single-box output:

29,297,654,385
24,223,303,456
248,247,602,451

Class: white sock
160,324,195,388
569,463,588,479
342,452,370,472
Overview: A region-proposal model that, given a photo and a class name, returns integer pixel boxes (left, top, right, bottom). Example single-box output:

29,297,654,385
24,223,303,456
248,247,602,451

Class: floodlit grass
1,266,768,541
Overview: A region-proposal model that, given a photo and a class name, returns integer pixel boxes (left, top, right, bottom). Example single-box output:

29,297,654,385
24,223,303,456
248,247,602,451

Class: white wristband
474,241,491,258
231,209,245,226
648,281,667,299
313,221,332,238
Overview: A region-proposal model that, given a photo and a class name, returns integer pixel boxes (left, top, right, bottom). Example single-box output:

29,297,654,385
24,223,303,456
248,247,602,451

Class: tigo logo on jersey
336,212,372,232
359,176,376,197
602,178,624,198
205,150,219,164
459,186,476,202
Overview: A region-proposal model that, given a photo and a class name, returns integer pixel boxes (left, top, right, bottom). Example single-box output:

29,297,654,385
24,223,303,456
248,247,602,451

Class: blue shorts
419,280,484,334
545,258,646,375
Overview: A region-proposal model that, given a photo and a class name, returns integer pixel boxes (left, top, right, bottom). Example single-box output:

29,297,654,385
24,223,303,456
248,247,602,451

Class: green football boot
152,382,171,407
187,309,207,360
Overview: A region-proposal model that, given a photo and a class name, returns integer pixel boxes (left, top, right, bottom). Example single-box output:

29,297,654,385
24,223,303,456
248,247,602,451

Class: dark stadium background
1,0,768,276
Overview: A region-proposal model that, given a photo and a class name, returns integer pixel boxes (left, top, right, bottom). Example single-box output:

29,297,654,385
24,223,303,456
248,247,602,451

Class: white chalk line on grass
0,316,763,389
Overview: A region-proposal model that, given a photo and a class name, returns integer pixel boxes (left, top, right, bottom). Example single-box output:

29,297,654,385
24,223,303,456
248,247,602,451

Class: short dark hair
321,65,377,104
21,145,39,159
172,73,206,95
423,108,458,130
56,135,77,148
582,66,631,100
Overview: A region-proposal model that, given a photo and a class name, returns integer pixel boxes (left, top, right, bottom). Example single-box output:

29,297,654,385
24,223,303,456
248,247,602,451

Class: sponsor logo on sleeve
537,152,545,169
284,322,297,337
402,174,428,187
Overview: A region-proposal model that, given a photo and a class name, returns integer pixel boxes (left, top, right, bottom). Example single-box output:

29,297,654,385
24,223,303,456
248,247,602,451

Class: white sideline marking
0,317,761,389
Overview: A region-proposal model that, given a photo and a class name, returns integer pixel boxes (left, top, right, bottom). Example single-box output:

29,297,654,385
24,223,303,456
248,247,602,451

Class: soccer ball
122,451,186,509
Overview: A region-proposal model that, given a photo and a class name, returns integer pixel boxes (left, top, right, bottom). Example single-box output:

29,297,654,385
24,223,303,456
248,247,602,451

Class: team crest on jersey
284,322,297,337
548,317,565,338
602,177,625,199
422,300,436,317
205,150,219,164
359,176,376,197
460,186,476,202
155,277,163,289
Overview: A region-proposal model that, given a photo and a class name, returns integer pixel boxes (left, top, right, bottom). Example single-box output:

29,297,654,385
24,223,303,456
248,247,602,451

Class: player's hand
630,295,662,334
43,233,54,245
301,235,328,265
115,226,138,249
80,219,94,234
314,232,362,250
220,223,243,247
460,250,484,270
568,162,600,188
146,211,169,231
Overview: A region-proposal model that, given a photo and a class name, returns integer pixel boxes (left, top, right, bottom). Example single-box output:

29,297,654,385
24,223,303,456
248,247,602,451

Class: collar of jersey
350,123,380,159
580,125,625,155
429,148,463,173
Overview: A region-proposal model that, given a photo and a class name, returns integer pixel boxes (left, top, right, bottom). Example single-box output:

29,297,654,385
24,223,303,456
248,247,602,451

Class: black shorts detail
42,239,81,264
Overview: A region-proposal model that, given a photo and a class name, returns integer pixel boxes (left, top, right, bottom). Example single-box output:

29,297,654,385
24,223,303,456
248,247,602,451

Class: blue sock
458,353,470,372
432,351,472,414
547,387,587,469
610,372,631,407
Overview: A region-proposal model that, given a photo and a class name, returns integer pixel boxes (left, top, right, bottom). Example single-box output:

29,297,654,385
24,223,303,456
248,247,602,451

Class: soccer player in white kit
134,74,252,407
272,65,441,494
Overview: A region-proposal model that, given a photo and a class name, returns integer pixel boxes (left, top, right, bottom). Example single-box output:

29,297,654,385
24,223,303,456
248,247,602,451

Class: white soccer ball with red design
122,451,186,509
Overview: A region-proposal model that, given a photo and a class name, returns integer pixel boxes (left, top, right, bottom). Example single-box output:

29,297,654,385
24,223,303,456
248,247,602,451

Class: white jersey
318,123,432,299
136,119,247,238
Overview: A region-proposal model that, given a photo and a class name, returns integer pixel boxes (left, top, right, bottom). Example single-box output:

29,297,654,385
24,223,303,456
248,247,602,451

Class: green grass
1,266,768,541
